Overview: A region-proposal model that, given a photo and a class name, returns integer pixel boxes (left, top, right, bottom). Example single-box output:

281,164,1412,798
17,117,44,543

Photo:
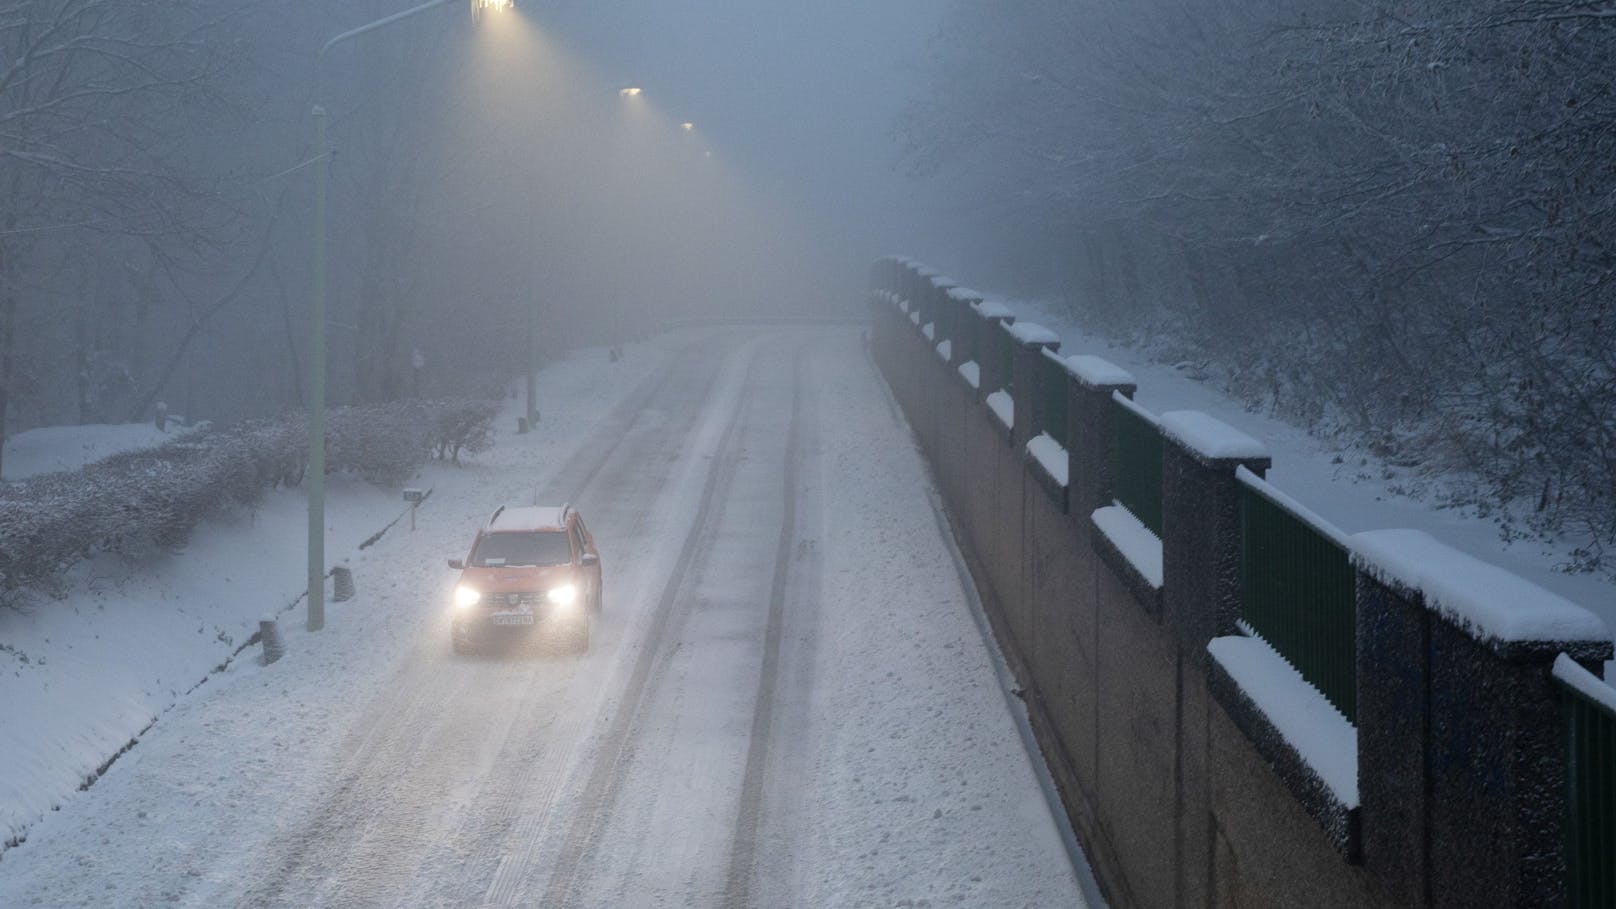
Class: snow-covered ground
0,328,1088,907
1,421,205,482
1014,299,1616,643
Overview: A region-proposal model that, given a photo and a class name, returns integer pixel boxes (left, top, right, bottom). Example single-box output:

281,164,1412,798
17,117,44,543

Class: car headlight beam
547,583,578,607
454,585,482,609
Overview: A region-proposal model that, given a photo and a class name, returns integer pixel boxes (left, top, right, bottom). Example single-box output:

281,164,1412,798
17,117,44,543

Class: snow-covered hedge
0,399,498,595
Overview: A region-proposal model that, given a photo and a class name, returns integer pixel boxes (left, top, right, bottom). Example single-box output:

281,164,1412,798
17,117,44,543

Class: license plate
491,613,534,626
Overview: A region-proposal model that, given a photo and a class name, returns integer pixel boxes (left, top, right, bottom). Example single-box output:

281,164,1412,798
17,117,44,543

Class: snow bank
1091,505,1163,589
1160,410,1268,462
1028,433,1068,487
1006,322,1060,346
986,390,1014,430
1351,529,1610,644
1208,635,1359,808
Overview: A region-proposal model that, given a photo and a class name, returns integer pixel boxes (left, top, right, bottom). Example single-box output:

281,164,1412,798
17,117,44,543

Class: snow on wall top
958,360,980,389
1061,355,1135,389
946,286,984,303
1027,433,1068,487
1553,654,1616,716
986,390,1014,429
1351,529,1611,645
1005,322,1061,347
1208,635,1359,808
1159,410,1268,462
1092,504,1163,588
972,299,1016,320
929,274,956,290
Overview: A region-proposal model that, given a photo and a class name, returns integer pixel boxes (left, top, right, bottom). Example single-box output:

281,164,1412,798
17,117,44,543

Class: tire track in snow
722,344,809,908
526,348,766,908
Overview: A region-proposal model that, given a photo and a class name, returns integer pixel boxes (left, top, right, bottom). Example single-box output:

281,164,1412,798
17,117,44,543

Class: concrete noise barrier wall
866,256,1614,909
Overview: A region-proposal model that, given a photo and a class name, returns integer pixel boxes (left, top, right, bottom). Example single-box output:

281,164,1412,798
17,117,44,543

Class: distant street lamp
306,0,508,632
619,86,642,97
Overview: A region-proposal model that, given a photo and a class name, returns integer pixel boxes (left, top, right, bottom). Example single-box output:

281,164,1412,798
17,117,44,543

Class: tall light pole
307,0,509,631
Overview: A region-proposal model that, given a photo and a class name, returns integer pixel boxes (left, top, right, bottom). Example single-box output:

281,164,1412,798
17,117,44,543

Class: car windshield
470,531,572,567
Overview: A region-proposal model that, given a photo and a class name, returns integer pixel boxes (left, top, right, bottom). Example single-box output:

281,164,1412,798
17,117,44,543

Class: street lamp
306,0,507,632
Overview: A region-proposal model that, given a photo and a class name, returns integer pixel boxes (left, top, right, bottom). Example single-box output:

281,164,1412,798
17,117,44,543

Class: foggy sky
538,0,942,273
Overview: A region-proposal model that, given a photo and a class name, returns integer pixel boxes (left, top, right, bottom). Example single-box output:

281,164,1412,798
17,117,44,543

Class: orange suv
447,504,602,654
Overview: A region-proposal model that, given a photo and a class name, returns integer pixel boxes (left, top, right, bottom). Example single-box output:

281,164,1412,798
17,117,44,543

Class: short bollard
259,618,284,666
332,565,355,602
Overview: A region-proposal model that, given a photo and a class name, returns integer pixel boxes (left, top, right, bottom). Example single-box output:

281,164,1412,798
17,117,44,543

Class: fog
0,0,942,441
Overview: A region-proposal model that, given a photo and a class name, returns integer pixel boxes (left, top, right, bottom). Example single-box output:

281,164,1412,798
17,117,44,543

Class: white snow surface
1208,635,1359,808
1006,321,1060,347
0,328,1087,907
1160,410,1268,462
946,286,983,303
986,390,1014,429
1091,504,1163,589
935,339,952,363
972,299,1015,320
1,422,204,481
922,321,935,340
1062,354,1135,388
958,360,980,389
1027,433,1069,487
1553,654,1616,714
1351,529,1609,645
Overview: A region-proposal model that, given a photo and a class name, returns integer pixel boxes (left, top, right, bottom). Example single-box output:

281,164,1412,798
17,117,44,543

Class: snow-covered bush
0,399,498,597
433,399,498,464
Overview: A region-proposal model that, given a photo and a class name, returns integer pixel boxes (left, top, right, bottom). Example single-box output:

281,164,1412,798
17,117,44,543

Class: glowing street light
680,122,694,132
619,87,642,97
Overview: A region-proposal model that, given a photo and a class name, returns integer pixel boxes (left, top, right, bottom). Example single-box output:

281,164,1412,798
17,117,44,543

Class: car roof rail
488,505,506,527
559,502,572,523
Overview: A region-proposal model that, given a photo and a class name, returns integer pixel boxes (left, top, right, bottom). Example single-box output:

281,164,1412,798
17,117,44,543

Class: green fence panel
1564,674,1616,908
1110,396,1163,535
1039,351,1069,447
1239,479,1358,722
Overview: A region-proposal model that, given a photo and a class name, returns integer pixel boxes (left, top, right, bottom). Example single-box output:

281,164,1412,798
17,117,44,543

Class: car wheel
572,614,590,654
592,579,603,616
451,634,470,656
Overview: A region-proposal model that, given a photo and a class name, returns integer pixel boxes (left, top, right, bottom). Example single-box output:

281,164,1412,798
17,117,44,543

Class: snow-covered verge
0,345,666,855
799,337,1088,906
1,422,204,482
1008,298,1616,645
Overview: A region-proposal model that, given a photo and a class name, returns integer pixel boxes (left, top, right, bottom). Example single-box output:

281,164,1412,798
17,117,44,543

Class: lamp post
307,0,508,631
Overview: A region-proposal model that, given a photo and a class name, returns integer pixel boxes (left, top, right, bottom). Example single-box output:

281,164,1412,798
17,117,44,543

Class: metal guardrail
1237,467,1358,723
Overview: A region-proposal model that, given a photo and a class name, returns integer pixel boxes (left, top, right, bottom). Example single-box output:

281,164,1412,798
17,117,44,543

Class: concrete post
259,617,284,666
1009,327,1060,452
331,564,355,603
1064,356,1137,518
1352,531,1614,908
969,307,1014,402
1159,411,1270,655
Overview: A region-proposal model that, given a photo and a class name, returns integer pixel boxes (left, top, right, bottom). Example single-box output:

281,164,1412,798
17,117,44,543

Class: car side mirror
447,559,464,570
580,553,599,566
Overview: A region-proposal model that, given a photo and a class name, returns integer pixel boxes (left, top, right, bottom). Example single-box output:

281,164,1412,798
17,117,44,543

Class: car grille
484,591,544,610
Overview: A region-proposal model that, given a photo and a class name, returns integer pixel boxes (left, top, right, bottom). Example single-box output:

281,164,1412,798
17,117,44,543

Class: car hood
457,564,575,594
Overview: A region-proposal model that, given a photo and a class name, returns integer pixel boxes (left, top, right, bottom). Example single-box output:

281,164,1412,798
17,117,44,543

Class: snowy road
0,328,1086,907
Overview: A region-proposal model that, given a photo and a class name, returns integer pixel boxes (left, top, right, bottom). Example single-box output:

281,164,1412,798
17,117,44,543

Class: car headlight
454,585,482,609
547,583,578,607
